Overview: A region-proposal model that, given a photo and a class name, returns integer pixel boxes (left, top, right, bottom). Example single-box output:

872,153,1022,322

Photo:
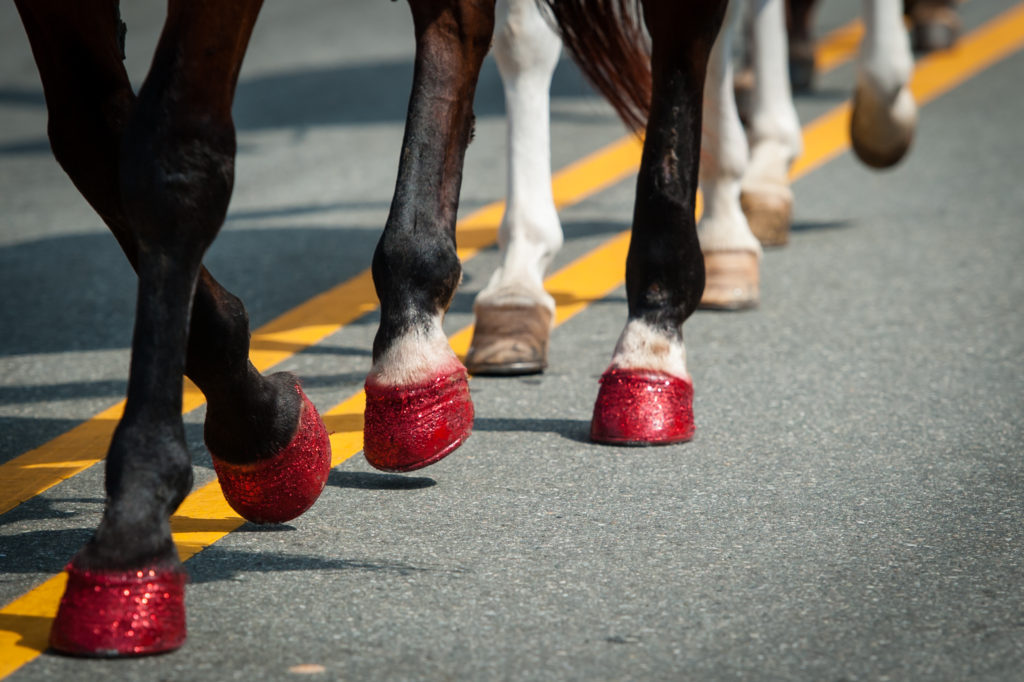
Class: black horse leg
590,0,728,445
786,0,818,91
363,0,495,472
15,0,330,530
15,0,306,656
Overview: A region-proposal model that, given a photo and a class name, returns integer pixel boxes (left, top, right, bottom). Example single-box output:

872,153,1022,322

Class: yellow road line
0,15,865,519
816,19,865,73
0,138,639,519
4,4,1024,676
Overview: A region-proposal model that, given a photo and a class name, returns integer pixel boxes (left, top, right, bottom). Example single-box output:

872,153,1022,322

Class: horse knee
119,113,236,262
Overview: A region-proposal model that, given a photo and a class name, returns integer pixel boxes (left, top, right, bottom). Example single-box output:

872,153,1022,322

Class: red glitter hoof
49,563,188,657
590,368,695,445
363,367,473,472
211,386,331,524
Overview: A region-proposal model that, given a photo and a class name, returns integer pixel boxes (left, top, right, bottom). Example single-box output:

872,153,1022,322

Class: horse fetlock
610,318,689,380
106,421,194,516
204,370,304,465
698,201,763,254
370,319,461,388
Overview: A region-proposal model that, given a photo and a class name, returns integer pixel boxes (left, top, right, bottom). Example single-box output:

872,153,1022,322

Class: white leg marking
700,0,763,255
609,319,690,381
742,0,802,202
368,314,461,387
860,0,915,100
477,0,563,312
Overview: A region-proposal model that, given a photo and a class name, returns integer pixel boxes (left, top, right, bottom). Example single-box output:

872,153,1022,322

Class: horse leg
740,0,804,247
905,0,960,52
697,0,763,311
591,0,728,444
15,0,330,530
850,0,917,169
19,0,276,656
786,0,819,91
464,0,562,376
364,0,495,471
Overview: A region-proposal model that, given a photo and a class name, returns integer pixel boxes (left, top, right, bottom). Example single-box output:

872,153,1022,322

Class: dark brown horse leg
363,0,495,472
15,1,329,529
18,0,276,656
786,0,818,91
904,0,960,52
590,0,728,445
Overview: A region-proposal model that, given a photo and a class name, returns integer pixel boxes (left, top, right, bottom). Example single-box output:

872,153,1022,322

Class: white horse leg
851,0,917,168
465,0,563,375
741,0,803,247
699,0,762,310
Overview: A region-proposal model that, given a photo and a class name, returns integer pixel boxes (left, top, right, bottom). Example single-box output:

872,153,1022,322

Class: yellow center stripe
0,13,868,518
3,4,1024,677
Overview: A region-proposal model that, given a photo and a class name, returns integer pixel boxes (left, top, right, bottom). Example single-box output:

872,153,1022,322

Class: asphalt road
1,1,1022,680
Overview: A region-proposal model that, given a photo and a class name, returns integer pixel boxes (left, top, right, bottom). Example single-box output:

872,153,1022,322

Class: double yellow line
2,3,1024,676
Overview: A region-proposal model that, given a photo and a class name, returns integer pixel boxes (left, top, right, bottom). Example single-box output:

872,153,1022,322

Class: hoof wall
591,368,694,445
741,190,792,247
700,251,760,311
466,303,552,376
364,368,473,472
50,563,188,657
850,85,916,170
212,385,332,524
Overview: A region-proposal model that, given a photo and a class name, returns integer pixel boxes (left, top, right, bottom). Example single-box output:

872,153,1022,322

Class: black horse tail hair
538,0,651,134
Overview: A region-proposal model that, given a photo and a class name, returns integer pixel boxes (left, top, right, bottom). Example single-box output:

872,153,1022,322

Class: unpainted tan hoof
700,250,759,311
465,303,552,375
850,82,917,169
740,189,792,247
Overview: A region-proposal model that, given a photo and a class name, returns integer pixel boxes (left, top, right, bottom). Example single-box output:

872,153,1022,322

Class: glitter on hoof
211,385,332,525
363,366,473,472
49,562,188,657
590,368,695,445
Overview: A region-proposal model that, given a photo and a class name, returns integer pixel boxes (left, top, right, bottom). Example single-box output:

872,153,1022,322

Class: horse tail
539,0,651,133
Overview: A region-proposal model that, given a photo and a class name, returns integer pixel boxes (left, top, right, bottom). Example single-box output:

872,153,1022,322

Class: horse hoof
590,368,694,445
741,189,792,247
211,385,332,524
465,303,552,376
910,6,960,53
850,83,917,169
700,251,760,310
49,562,188,657
363,367,473,472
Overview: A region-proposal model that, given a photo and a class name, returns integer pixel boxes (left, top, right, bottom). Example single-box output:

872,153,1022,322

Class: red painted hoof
363,367,473,472
49,562,188,657
590,368,695,445
211,386,332,524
